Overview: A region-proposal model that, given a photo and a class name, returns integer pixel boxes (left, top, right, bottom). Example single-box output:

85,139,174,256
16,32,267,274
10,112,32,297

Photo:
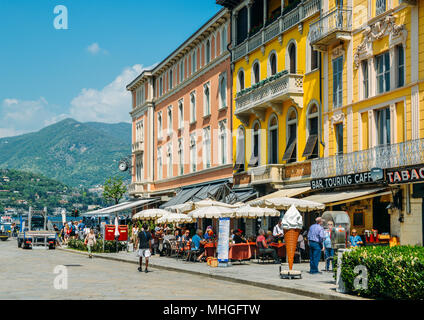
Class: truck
17,207,57,250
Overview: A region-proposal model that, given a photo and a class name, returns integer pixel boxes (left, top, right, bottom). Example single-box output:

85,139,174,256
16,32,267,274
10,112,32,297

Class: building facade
127,9,239,220
306,0,423,245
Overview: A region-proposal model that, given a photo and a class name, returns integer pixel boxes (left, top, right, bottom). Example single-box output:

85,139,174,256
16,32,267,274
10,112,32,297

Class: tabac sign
311,169,384,190
386,165,424,184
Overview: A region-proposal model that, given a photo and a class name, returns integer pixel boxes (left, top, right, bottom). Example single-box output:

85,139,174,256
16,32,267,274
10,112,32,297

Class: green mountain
0,118,131,187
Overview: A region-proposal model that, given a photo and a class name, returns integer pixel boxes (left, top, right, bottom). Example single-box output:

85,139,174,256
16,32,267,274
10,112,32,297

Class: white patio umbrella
188,205,235,219
253,197,325,212
234,204,280,218
132,208,169,220
156,213,193,224
114,216,120,237
61,209,66,224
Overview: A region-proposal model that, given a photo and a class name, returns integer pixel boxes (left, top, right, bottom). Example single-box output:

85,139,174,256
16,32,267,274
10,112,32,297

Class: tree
103,176,127,205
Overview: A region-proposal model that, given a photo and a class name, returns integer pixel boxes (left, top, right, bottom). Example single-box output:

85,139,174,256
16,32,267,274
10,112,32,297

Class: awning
159,186,203,209
248,186,310,206
226,188,258,203
300,188,391,206
83,198,157,215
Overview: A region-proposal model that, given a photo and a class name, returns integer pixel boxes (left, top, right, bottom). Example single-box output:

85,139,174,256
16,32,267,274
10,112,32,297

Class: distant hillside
0,169,105,214
0,118,131,187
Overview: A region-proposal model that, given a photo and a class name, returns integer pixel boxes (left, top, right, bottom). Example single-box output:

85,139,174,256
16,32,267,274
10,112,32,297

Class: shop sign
386,165,424,184
311,171,376,190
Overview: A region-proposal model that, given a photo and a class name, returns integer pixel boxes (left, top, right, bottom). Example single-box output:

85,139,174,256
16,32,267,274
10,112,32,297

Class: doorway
372,196,391,234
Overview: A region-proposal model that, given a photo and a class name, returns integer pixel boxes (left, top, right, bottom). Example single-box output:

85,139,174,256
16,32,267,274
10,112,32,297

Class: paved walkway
58,246,363,300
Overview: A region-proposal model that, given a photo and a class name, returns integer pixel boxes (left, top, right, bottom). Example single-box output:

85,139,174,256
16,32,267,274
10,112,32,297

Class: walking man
307,217,325,274
137,224,152,273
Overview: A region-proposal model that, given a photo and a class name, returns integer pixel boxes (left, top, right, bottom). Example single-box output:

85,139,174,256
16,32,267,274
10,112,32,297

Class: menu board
217,217,230,263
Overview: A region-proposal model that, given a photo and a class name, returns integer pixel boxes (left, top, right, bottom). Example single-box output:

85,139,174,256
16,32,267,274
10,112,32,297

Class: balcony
235,70,303,125
249,164,285,186
128,182,145,195
311,139,424,179
309,6,352,50
233,0,320,61
132,141,144,154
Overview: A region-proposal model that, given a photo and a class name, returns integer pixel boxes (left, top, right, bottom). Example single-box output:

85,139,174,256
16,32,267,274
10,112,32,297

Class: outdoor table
229,243,252,262
269,242,286,258
248,242,258,260
204,242,216,258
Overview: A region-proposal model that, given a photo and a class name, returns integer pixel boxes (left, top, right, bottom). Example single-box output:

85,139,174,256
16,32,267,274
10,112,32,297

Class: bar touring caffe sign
311,168,384,190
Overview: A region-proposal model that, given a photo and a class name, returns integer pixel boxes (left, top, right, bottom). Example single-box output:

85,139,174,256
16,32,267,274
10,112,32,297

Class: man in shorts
137,224,152,273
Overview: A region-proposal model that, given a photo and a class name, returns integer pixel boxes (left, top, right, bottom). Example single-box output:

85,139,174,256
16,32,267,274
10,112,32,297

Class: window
362,60,369,99
178,100,183,129
335,123,343,154
249,121,260,167
234,126,245,172
167,106,172,135
236,6,248,45
252,61,260,84
192,51,197,73
268,115,278,164
376,52,390,94
135,85,145,107
159,77,163,96
219,73,227,108
397,45,404,88
237,69,245,92
206,40,211,64
178,139,184,176
136,154,143,181
219,120,227,165
288,43,296,74
180,61,184,83
190,134,197,172
158,147,163,179
376,107,391,145
221,25,227,54
283,108,297,163
311,45,319,70
333,56,343,108
169,70,173,90
190,92,196,123
167,143,172,178
157,112,163,139
376,0,386,16
203,127,211,169
303,104,319,159
203,83,210,116
136,120,144,142
269,53,277,76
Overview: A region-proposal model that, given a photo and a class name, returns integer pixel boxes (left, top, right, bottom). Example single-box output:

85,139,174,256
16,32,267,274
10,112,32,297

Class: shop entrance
372,196,391,234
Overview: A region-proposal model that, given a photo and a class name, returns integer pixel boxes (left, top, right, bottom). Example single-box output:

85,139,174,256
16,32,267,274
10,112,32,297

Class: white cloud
87,42,108,55
69,64,150,123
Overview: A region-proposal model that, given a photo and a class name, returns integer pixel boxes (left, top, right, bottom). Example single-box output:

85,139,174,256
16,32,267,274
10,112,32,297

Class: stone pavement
58,246,364,300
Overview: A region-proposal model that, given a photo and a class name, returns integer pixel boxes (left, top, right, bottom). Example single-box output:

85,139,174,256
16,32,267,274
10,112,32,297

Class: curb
58,247,362,300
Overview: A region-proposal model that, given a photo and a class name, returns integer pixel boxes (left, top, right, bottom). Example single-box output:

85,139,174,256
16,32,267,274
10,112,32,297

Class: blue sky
0,0,221,137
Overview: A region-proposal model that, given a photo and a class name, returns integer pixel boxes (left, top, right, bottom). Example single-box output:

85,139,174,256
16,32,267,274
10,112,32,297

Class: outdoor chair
256,242,276,264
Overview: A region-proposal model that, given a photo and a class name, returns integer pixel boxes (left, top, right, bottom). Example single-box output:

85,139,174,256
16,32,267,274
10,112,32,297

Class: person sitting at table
174,229,181,242
266,230,275,243
190,229,206,262
256,229,280,264
273,218,284,240
349,229,363,247
233,229,247,244
204,225,214,241
182,229,191,242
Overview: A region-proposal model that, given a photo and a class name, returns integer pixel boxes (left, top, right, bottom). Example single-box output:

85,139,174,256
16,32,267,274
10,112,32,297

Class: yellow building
304,0,423,245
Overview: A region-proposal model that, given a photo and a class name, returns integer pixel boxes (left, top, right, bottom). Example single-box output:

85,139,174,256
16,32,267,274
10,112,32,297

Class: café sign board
386,165,424,184
311,171,377,190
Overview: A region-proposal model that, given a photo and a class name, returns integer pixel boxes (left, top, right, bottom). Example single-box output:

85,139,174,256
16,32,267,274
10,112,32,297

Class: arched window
237,69,245,92
234,126,246,172
249,121,260,167
269,52,277,76
283,107,297,163
206,40,211,64
268,114,278,164
252,61,260,84
219,74,227,108
288,42,296,74
303,103,319,159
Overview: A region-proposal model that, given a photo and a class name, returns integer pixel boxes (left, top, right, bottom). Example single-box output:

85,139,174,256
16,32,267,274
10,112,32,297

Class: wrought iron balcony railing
311,139,424,179
233,0,320,61
309,6,352,47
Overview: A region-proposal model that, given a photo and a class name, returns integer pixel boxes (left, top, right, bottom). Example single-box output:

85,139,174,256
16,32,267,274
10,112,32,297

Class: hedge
336,246,424,300
67,239,127,253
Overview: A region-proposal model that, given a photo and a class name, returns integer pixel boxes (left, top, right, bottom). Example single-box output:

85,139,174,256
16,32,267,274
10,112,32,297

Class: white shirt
273,224,284,237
